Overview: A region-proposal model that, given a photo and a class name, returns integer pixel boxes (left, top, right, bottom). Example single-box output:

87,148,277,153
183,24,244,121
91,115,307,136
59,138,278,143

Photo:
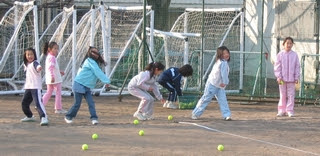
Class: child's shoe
64,117,73,124
21,116,36,122
287,112,294,117
191,114,198,120
166,101,177,109
163,101,169,108
224,117,232,121
276,112,285,117
55,109,68,114
144,114,154,120
40,117,49,126
133,112,146,121
92,120,99,125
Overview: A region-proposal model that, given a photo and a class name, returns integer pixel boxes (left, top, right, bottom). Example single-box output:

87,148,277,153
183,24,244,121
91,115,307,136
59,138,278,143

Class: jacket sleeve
220,61,229,85
136,71,151,91
90,60,110,84
294,54,300,81
274,53,282,79
173,75,182,96
151,83,163,100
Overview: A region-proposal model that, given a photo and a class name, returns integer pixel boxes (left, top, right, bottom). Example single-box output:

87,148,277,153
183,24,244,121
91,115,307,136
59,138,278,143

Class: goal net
0,1,39,94
0,2,154,95
152,8,244,93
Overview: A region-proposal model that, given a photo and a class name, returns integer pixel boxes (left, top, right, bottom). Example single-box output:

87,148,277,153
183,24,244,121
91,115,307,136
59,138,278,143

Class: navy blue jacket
157,67,182,96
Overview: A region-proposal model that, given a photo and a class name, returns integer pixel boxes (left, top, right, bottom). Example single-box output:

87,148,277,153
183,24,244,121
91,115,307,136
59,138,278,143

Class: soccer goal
152,8,244,93
0,1,39,94
0,2,154,95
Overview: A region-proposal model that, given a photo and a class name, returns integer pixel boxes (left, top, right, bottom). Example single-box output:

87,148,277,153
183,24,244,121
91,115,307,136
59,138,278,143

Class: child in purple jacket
274,37,300,117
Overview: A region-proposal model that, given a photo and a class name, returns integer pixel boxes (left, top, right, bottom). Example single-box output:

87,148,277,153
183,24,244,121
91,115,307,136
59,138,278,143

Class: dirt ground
0,94,320,156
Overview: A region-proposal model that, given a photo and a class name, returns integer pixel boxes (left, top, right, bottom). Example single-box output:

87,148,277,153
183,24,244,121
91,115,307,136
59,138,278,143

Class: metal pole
143,0,147,67
259,0,265,97
200,0,204,91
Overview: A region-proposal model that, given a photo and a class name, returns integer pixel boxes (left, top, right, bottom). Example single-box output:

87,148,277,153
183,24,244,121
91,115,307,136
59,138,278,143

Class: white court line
179,121,320,156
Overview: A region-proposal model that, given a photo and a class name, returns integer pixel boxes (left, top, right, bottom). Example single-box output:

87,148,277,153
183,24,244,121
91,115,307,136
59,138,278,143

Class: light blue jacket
74,58,110,89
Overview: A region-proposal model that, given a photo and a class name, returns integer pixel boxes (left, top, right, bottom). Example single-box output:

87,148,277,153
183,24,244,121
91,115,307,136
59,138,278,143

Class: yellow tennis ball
92,133,98,140
82,144,88,150
133,119,139,125
168,115,173,120
280,80,284,85
217,144,224,151
139,130,144,136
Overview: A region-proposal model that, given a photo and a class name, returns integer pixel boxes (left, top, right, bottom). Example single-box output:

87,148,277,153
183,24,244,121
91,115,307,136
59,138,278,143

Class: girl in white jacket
128,62,165,120
192,46,232,121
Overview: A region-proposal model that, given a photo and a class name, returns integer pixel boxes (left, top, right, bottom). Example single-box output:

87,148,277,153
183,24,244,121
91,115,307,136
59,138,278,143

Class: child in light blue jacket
65,47,110,125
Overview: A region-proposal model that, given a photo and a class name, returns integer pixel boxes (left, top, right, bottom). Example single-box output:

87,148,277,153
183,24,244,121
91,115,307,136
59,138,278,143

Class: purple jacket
274,50,300,82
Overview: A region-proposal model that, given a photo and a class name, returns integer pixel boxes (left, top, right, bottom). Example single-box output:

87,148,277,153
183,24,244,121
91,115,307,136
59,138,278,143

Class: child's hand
60,71,65,76
37,66,42,72
277,78,283,85
148,87,153,92
160,99,166,104
220,83,226,87
105,84,110,91
51,77,55,83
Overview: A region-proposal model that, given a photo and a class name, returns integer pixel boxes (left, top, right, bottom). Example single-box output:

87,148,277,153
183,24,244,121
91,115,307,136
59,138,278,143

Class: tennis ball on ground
92,133,98,140
133,119,139,125
82,144,88,150
217,144,224,151
139,130,144,136
168,115,173,120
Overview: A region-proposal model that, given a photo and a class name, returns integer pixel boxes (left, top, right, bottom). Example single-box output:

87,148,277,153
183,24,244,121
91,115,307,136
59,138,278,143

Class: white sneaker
40,117,49,126
21,116,36,122
144,114,154,120
287,112,294,117
276,112,285,117
191,114,198,120
55,109,68,114
224,117,232,121
166,101,177,109
163,101,169,107
92,120,99,125
133,112,146,121
64,117,73,124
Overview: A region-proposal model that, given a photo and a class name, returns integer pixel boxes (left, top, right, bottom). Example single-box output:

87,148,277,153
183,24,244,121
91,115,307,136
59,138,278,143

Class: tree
147,0,171,31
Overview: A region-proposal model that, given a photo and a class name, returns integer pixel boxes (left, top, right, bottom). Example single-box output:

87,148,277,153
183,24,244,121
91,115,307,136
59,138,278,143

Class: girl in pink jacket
274,37,300,117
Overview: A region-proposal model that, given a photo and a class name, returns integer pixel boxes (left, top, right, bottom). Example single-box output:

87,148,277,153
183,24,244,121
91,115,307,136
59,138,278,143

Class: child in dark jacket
157,64,193,109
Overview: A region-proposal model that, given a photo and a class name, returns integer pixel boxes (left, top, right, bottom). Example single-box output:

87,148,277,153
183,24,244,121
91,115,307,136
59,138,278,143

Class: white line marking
179,121,320,156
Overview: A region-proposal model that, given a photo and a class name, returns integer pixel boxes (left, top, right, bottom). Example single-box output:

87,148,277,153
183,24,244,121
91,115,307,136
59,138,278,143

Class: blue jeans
65,81,98,120
192,82,231,118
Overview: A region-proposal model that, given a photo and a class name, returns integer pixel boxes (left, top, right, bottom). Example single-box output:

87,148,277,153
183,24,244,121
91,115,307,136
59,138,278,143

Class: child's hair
43,41,58,55
145,62,165,77
215,46,230,62
282,36,294,45
82,46,106,66
179,64,193,77
23,48,37,66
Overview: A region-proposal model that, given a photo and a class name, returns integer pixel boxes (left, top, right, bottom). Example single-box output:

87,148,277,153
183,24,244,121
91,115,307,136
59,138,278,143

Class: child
128,62,166,120
157,64,193,109
20,48,49,126
274,37,300,117
191,46,232,121
64,47,110,125
42,42,67,114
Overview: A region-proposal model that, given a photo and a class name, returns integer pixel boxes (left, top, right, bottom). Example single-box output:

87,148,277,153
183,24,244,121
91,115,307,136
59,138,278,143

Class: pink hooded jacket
274,50,300,82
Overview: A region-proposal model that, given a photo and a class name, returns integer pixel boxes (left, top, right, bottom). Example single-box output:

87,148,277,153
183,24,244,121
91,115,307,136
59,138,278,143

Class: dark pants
21,89,46,119
159,82,177,102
